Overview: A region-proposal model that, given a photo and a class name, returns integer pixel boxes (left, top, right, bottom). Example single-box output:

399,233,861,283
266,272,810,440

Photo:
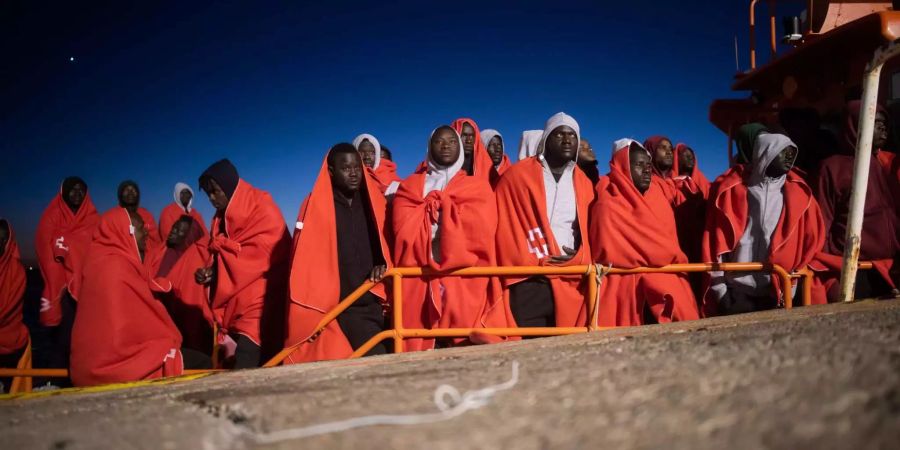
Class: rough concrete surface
2,300,899,450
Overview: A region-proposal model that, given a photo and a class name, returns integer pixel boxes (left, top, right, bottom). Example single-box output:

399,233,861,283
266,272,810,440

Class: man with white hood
159,182,207,241
496,113,595,330
518,130,544,161
353,133,402,198
481,129,512,183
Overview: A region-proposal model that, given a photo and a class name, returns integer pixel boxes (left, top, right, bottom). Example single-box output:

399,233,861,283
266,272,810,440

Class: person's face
544,126,578,165
329,152,363,196
430,128,461,166
179,189,192,208
66,182,86,210
873,111,889,150
120,184,139,207
678,148,695,173
166,219,192,249
0,226,8,258
131,214,147,254
460,123,475,155
765,145,797,178
630,148,653,194
358,140,377,168
204,179,230,211
654,139,674,170
579,139,597,163
487,136,504,165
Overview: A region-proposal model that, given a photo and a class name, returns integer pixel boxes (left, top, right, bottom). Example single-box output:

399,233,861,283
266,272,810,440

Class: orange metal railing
264,262,798,367
4,260,872,393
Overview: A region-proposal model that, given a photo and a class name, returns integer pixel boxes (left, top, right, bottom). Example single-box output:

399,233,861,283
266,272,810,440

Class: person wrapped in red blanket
0,219,28,380
70,209,184,386
35,177,99,327
392,126,512,350
284,144,392,363
701,133,825,316
495,112,594,330
353,133,402,198
481,128,512,187
159,182,207,241
811,101,900,300
196,159,291,368
671,143,711,263
452,118,497,182
590,139,699,326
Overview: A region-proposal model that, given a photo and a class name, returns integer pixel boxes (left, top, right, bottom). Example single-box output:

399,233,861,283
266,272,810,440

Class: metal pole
839,41,900,302
392,273,405,353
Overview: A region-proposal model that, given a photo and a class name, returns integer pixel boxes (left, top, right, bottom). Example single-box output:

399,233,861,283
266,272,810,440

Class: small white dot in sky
69,57,75,62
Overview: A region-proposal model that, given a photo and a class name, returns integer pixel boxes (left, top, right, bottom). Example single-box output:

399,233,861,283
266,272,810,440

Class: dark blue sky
2,1,754,261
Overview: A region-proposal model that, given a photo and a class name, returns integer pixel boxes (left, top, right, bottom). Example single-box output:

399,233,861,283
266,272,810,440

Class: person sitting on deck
671,143,711,263
734,123,769,166
495,112,594,330
481,128,512,186
701,133,825,315
643,135,675,179
70,209,204,387
284,144,392,363
353,133,402,198
155,216,215,357
590,139,699,326
159,182,207,242
196,159,291,368
392,126,512,350
811,101,900,300
0,219,28,392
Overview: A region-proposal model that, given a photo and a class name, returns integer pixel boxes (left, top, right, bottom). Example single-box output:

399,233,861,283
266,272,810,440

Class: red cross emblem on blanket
527,227,550,259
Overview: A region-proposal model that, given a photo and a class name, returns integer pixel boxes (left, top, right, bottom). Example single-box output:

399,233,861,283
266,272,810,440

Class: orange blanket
0,220,27,355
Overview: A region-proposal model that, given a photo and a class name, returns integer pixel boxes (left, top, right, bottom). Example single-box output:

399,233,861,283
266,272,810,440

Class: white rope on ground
247,361,521,444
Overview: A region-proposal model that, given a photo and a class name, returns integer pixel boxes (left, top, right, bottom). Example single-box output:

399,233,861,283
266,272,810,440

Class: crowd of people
0,103,898,389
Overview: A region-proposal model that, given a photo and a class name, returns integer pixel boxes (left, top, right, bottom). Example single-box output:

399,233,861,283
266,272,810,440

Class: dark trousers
855,269,895,299
233,334,262,369
182,348,213,370
510,277,556,334
0,347,26,393
337,292,389,356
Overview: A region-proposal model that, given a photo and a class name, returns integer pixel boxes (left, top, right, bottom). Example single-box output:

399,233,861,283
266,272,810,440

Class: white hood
537,112,581,162
173,182,194,213
352,133,382,169
481,129,503,150
424,127,465,196
518,130,543,160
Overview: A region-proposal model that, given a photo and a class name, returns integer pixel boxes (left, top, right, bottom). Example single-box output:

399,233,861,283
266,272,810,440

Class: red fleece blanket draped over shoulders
284,158,391,363
701,167,825,315
589,144,699,326
391,169,511,350
0,220,28,355
370,159,403,194
672,143,711,262
71,208,183,386
494,157,595,327
35,189,99,326
209,179,291,357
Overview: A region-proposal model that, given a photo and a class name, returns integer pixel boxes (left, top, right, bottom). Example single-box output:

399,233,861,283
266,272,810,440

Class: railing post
392,273,405,353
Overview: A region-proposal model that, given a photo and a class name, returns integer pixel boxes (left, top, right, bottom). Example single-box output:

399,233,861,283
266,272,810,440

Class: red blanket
70,208,183,386
35,188,99,326
0,221,27,355
672,143,711,263
490,155,512,188
370,159,403,194
392,170,511,350
284,157,391,363
208,179,291,357
590,143,699,326
701,166,826,315
155,224,214,353
495,157,595,327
